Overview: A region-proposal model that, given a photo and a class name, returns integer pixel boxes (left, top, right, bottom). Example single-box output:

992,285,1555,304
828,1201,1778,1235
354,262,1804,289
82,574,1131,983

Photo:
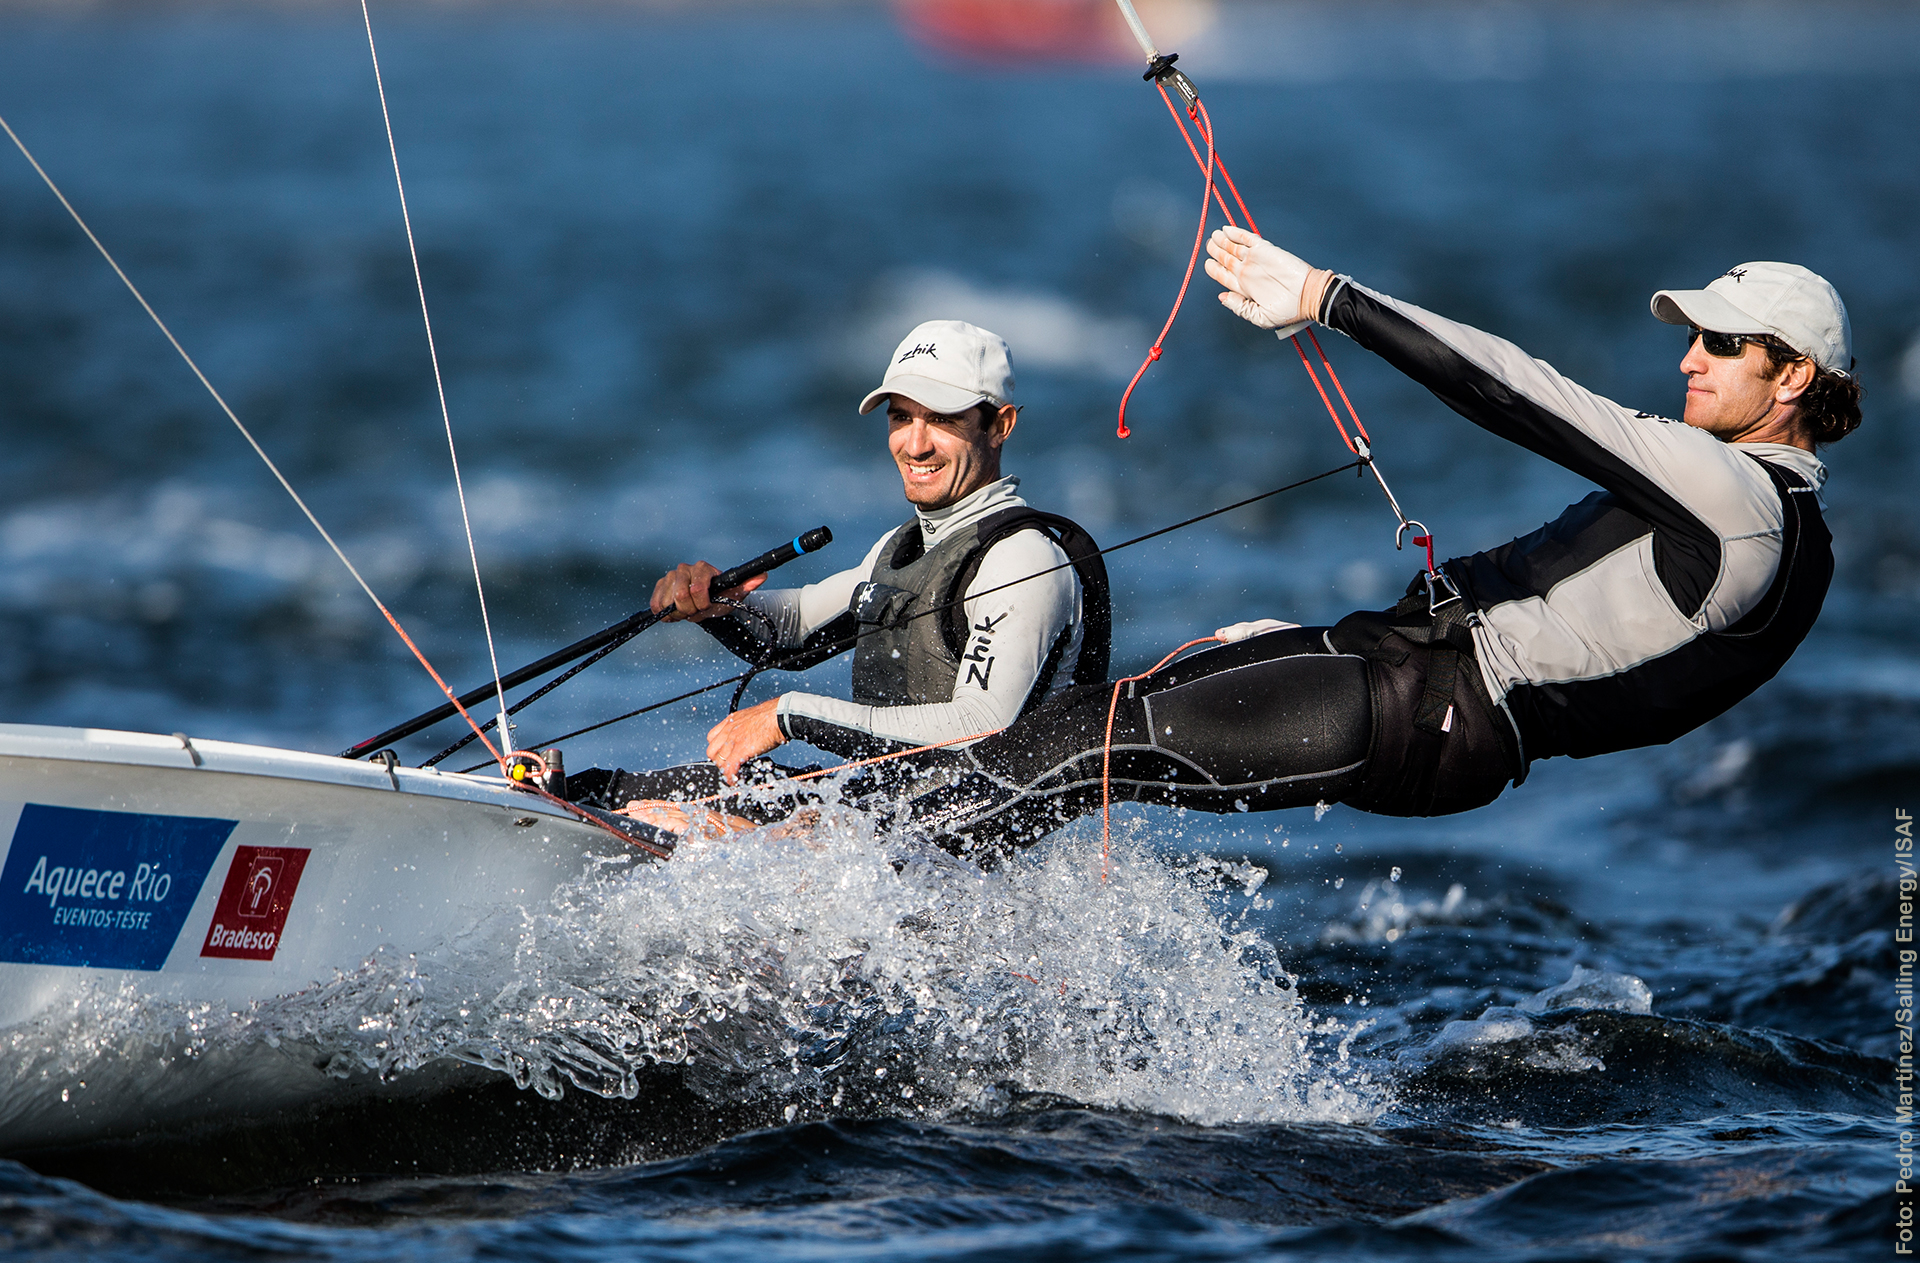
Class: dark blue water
1,2,1916,1258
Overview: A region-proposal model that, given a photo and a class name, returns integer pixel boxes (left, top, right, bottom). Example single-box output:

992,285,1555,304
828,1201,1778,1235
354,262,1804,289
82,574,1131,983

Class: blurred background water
0,1,1916,1259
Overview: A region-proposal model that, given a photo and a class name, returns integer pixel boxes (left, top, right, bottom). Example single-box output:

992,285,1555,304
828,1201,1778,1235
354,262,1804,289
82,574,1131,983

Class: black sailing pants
890,621,1520,859
571,622,1521,859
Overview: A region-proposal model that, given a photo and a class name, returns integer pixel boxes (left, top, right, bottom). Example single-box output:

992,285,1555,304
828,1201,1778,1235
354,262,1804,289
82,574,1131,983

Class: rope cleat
1143,53,1199,107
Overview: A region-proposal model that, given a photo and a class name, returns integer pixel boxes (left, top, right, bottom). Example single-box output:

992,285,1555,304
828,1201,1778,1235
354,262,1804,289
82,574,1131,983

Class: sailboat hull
0,723,652,1153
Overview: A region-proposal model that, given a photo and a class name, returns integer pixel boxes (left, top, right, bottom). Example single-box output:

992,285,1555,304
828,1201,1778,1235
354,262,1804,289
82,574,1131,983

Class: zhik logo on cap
1650,261,1851,376
859,320,1015,416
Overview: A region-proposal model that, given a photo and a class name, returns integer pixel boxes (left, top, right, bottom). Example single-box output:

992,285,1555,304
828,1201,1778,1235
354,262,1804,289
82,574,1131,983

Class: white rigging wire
0,111,401,629
1111,0,1161,60
358,0,513,754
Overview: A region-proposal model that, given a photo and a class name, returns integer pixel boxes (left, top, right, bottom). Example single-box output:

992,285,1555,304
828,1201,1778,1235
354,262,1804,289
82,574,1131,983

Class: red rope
1132,79,1378,464
1289,335,1373,455
1304,327,1370,448
1116,92,1219,439
1412,532,1437,575
1158,85,1256,234
1101,636,1223,881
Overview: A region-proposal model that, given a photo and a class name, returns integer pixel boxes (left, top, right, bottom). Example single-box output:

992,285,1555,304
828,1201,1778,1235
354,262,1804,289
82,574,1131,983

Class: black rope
719,597,782,715
422,626,643,766
459,459,1362,772
426,568,789,765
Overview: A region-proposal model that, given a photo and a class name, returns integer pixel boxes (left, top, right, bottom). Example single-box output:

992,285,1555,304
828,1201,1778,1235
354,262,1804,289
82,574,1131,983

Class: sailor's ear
988,403,1018,447
1773,356,1816,405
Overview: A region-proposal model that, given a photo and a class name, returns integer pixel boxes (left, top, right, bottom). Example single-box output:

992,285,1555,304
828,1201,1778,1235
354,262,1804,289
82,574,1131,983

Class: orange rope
1138,76,1381,463
1158,82,1255,233
1116,91,1219,439
496,747,673,859
373,605,506,770
785,729,1004,783
1101,636,1222,881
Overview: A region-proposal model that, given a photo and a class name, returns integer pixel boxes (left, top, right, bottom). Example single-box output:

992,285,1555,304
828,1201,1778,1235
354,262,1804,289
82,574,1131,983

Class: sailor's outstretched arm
1319,282,1738,513
1207,227,1804,630
1205,225,1793,575
1314,279,1800,624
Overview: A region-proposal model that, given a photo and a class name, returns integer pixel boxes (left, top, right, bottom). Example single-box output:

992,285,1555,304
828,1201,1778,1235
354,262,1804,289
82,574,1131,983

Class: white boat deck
0,722,572,818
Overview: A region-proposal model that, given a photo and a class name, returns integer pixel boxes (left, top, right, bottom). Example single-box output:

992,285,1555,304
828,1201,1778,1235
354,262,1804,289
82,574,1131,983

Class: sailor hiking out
569,319,1110,820
868,238,1859,857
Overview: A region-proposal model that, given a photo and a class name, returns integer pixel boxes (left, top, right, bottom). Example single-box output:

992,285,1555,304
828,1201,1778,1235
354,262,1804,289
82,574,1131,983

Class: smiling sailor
567,319,1110,812
883,242,1862,856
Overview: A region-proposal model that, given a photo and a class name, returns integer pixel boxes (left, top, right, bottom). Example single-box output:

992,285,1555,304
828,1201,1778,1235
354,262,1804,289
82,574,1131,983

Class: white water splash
0,808,1380,1143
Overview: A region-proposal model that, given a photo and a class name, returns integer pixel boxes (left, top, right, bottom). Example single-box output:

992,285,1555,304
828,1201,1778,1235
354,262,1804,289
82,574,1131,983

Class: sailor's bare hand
618,799,755,840
707,698,786,783
649,562,765,623
617,800,692,831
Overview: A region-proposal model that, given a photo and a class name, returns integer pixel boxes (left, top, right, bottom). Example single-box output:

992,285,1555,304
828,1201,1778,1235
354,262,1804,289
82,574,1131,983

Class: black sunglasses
1685,326,1769,358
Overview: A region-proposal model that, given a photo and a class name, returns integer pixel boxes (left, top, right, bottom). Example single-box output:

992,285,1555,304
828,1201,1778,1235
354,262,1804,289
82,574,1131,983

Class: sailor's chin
900,476,955,504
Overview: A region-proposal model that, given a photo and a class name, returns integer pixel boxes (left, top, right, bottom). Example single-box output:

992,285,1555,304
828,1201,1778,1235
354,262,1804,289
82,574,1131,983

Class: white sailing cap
1650,262,1852,377
858,319,1015,416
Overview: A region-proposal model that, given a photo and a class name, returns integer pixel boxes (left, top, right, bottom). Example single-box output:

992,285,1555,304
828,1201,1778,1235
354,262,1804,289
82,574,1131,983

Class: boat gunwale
0,722,578,820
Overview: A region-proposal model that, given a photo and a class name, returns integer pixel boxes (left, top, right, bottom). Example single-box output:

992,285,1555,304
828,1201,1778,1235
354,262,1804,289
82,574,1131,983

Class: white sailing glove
1204,226,1331,336
1214,618,1302,643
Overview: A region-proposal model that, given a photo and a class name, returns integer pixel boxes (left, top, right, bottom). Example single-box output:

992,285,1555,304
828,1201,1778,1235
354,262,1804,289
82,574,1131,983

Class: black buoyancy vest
849,507,1111,710
1502,458,1832,760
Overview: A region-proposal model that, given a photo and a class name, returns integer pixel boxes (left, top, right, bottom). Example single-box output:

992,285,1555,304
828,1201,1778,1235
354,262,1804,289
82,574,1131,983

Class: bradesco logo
0,804,236,971
200,846,310,961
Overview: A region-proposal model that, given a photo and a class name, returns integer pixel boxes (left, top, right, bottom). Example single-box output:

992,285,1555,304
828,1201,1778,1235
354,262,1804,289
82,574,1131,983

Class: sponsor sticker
200,846,310,961
0,804,236,971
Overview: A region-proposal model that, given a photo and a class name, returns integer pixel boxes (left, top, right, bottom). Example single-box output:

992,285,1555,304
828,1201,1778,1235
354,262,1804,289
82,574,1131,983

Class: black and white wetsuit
1325,280,1832,762
881,281,1834,857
